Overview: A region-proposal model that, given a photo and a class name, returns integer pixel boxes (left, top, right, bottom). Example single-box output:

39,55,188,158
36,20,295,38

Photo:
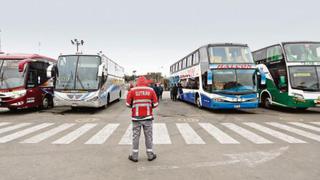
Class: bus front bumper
54,97,102,108
210,101,259,109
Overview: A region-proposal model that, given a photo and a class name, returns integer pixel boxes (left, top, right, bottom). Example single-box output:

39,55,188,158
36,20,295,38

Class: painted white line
243,123,306,143
222,123,273,144
21,123,75,144
176,123,205,144
0,123,32,135
288,122,320,132
267,122,320,142
52,124,97,144
310,122,320,126
154,123,172,144
119,124,132,145
85,124,120,144
0,122,11,128
0,123,54,143
199,123,239,144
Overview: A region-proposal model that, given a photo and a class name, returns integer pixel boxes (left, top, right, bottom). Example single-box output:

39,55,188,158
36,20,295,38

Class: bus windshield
56,55,101,90
209,46,253,64
208,69,257,94
284,43,320,62
0,60,26,89
289,66,320,91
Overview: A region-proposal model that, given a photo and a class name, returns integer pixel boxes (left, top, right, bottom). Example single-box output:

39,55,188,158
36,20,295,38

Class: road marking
119,124,132,145
310,122,320,126
119,123,172,145
267,122,320,142
176,123,205,144
0,122,11,127
0,123,54,143
199,123,239,144
52,124,97,144
221,123,273,144
243,123,306,143
154,123,172,144
288,122,320,132
21,123,75,144
0,123,32,135
85,124,120,144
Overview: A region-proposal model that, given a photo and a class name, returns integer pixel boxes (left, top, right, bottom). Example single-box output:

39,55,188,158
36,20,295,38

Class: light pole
0,29,3,53
71,39,84,53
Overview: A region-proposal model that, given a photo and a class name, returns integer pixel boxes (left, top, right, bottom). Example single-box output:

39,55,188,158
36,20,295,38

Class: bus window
269,65,288,91
267,45,283,62
193,52,199,65
187,56,192,67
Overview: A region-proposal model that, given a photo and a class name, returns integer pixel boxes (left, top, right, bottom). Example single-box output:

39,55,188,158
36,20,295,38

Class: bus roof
253,41,320,53
0,53,56,62
201,43,248,49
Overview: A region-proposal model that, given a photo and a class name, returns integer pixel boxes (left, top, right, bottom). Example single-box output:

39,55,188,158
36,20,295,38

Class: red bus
0,53,56,111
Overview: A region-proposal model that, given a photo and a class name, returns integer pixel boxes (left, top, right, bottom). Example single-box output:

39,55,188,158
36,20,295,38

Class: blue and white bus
170,43,264,109
51,53,125,109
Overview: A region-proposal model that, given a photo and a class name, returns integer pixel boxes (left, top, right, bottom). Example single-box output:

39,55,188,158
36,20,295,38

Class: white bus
52,53,124,109
170,43,263,109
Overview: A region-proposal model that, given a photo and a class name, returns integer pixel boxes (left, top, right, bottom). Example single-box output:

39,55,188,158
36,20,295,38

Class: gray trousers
131,120,154,159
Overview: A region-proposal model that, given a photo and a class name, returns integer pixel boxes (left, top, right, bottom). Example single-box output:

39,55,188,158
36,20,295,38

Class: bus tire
261,93,272,109
195,94,202,109
41,96,50,110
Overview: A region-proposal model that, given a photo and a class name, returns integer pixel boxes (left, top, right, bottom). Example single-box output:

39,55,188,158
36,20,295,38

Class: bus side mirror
98,64,104,77
207,71,213,85
18,60,29,73
258,68,266,85
47,64,55,78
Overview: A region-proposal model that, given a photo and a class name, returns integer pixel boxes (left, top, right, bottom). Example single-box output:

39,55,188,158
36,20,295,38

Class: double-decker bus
0,53,56,111
170,43,263,109
253,41,320,109
53,53,125,109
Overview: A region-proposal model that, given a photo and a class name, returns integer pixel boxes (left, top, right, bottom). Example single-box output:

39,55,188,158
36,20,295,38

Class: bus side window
267,45,283,62
269,65,288,92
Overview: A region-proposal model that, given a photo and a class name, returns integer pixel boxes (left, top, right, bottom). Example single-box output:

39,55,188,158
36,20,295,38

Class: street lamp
71,39,84,53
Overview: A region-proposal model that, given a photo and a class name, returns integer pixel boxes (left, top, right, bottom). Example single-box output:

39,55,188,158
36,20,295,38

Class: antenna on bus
71,38,84,53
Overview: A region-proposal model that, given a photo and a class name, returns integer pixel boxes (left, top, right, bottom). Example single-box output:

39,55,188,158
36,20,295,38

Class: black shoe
128,155,138,162
148,154,157,161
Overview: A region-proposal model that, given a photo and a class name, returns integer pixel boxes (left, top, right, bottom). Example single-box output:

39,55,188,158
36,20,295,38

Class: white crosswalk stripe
154,123,172,144
199,123,239,144
176,123,205,144
119,124,132,145
21,123,76,144
221,123,273,144
52,124,97,144
267,122,320,142
119,123,172,145
85,124,119,144
0,123,32,135
288,122,320,132
0,123,54,143
310,122,320,126
243,123,306,143
0,122,11,128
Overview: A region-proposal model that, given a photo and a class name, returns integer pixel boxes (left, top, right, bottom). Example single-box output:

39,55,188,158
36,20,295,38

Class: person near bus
171,84,178,101
158,84,163,100
126,76,158,162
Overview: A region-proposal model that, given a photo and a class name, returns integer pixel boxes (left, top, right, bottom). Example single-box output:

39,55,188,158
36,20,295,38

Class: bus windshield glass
208,69,257,94
0,60,26,89
209,46,253,64
284,43,320,62
289,66,320,91
56,55,101,90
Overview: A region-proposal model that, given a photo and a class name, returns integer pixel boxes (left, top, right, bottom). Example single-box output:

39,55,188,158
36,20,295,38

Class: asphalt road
0,92,320,180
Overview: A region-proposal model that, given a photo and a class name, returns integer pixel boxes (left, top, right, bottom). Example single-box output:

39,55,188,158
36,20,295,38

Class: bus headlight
293,93,305,102
87,96,99,102
213,98,224,102
12,90,27,99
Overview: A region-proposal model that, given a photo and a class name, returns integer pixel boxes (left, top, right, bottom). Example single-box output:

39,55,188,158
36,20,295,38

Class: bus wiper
76,73,85,90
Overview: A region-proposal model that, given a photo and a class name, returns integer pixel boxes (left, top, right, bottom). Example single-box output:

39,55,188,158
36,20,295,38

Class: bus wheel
262,95,272,109
107,94,111,104
196,95,202,108
42,96,50,110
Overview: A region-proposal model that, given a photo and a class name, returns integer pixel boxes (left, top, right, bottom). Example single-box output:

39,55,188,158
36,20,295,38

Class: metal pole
0,29,2,52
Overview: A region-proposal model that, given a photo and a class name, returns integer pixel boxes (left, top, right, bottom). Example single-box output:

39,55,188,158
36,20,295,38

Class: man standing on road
126,76,158,162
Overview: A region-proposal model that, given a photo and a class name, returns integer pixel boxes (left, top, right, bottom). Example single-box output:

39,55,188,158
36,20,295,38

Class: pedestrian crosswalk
0,121,319,145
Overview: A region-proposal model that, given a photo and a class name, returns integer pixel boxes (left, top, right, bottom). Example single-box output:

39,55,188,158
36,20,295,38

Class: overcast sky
0,0,319,76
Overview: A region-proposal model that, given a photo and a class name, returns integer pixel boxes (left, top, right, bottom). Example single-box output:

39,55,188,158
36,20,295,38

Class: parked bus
253,41,320,109
170,43,264,109
52,53,125,109
0,53,56,111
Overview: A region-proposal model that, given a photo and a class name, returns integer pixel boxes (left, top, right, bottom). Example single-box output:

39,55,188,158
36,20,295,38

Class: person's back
126,76,158,162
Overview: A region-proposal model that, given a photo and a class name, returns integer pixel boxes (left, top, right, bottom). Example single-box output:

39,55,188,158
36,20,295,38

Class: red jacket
126,76,158,121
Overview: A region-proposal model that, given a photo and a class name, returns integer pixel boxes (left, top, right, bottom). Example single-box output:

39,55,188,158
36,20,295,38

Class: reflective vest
126,86,158,121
